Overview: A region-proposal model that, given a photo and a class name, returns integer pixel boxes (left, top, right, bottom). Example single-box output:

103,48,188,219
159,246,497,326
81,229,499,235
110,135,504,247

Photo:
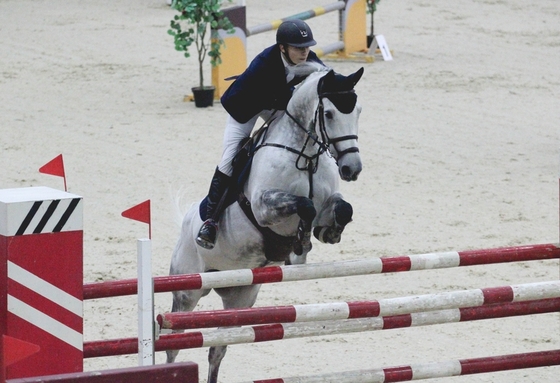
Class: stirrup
196,219,218,249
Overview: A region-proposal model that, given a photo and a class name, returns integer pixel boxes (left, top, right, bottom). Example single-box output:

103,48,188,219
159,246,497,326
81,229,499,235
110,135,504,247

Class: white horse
167,65,364,383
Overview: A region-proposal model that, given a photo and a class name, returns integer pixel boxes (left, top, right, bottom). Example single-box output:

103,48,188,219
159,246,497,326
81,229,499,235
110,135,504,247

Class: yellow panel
343,0,367,55
212,36,247,98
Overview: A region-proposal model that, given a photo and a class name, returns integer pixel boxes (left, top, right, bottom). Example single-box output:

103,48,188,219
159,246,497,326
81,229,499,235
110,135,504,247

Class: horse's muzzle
340,163,362,181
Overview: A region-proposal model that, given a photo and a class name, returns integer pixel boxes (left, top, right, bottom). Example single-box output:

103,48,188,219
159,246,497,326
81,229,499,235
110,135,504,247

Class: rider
196,19,326,249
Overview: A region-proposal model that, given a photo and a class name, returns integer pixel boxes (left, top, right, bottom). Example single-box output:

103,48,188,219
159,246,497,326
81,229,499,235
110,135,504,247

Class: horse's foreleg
253,189,316,227
208,285,262,383
313,194,353,244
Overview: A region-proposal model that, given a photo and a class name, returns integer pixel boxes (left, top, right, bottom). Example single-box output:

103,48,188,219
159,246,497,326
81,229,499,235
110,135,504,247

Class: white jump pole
120,199,154,366
137,238,154,366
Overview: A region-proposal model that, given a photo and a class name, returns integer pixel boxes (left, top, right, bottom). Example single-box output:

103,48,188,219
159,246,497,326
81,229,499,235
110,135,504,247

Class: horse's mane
287,61,330,84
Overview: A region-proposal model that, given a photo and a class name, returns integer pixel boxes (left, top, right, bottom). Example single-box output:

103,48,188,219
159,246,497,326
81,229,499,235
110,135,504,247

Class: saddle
199,132,296,262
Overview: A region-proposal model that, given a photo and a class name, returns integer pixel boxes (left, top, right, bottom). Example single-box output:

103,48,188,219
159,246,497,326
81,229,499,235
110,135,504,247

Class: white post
137,238,154,366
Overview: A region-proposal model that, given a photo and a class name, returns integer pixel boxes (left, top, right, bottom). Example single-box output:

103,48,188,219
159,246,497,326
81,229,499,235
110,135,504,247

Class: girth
238,193,295,262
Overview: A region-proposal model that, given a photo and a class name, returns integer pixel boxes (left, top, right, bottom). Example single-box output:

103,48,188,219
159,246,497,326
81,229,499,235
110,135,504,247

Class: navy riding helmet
276,19,317,48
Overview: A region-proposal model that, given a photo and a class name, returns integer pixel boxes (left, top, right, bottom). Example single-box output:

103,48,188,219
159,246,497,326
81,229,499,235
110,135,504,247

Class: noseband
315,90,360,160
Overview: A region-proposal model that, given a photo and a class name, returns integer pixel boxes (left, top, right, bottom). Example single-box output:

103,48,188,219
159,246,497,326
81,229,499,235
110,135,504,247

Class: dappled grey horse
167,64,364,383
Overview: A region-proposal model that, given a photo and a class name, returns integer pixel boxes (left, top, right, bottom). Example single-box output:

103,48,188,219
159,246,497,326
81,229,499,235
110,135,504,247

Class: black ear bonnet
317,67,364,114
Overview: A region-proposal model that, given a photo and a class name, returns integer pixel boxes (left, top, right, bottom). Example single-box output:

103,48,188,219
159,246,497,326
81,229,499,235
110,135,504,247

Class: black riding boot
196,168,231,249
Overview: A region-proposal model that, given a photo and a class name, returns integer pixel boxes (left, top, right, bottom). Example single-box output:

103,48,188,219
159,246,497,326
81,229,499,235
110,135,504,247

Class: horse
166,64,364,383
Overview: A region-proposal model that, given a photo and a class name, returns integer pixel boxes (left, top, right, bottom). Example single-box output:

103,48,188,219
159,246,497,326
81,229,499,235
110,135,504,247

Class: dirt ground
1,0,559,382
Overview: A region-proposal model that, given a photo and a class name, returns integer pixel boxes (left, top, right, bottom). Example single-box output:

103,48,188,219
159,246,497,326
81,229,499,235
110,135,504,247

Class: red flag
39,154,65,177
3,335,40,367
39,154,67,191
122,200,151,238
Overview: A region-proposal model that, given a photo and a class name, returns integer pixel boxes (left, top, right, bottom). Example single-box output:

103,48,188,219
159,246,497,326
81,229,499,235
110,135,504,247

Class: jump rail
82,298,560,358
6,362,198,383
157,280,560,330
82,243,560,299
246,1,346,36
235,349,560,383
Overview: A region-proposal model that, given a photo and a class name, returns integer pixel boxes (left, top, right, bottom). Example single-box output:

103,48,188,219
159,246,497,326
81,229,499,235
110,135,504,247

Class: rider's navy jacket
220,44,324,124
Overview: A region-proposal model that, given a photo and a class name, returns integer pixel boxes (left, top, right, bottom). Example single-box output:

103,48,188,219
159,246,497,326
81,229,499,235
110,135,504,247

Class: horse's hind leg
207,284,262,383
166,211,209,363
165,288,208,363
313,193,353,244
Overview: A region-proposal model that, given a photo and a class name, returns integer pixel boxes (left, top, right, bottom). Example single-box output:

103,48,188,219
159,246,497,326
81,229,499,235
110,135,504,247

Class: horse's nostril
340,165,361,181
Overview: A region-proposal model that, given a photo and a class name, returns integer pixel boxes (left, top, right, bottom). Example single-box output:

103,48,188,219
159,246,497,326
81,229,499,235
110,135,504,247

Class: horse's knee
172,289,205,313
216,285,261,309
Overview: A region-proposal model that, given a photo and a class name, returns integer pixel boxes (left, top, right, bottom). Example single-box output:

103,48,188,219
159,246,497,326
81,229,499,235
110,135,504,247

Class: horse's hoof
335,201,353,226
296,198,317,222
196,237,215,249
313,226,342,244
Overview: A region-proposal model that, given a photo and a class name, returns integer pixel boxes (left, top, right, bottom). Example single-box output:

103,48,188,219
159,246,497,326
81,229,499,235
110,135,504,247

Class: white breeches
218,111,275,176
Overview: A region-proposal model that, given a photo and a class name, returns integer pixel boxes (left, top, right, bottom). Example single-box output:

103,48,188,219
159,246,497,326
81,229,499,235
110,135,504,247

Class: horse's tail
169,185,197,228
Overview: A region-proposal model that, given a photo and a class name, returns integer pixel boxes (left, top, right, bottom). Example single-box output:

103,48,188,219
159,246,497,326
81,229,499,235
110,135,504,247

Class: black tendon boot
196,168,231,249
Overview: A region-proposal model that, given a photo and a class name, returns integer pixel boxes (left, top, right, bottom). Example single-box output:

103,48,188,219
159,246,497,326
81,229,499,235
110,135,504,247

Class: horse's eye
325,110,334,119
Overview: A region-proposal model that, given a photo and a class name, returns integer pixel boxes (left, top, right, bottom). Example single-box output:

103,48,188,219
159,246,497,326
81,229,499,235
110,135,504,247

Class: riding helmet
276,19,317,47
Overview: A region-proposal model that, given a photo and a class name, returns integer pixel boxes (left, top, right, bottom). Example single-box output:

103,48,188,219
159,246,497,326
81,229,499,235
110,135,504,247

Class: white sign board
373,35,393,61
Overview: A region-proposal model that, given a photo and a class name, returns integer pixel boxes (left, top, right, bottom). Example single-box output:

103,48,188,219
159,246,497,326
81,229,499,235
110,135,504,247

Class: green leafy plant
366,0,381,36
168,0,234,89
366,0,381,13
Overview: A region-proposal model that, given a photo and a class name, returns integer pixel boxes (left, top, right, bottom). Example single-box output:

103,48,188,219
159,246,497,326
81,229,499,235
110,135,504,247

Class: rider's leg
196,167,231,249
196,114,258,249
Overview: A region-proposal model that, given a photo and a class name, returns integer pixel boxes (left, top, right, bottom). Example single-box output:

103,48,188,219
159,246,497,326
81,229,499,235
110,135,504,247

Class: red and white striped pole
0,187,83,379
82,243,560,299
157,280,560,331
238,349,560,383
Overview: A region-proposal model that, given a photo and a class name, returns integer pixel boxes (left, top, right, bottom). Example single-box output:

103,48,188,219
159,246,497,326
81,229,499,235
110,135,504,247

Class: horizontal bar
82,243,560,300
82,297,560,358
237,349,560,383
247,1,345,36
157,280,560,330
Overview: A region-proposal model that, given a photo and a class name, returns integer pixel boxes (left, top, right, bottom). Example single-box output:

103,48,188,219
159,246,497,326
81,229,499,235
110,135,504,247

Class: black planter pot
192,86,215,108
367,34,376,49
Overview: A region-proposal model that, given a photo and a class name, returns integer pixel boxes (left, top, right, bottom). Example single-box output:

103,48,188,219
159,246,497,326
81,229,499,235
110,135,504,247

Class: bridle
254,89,360,190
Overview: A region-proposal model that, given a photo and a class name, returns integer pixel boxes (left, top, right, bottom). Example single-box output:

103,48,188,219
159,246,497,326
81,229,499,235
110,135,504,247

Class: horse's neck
266,108,318,155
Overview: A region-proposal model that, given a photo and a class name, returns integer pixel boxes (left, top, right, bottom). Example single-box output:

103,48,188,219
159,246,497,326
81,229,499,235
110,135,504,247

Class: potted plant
168,0,234,107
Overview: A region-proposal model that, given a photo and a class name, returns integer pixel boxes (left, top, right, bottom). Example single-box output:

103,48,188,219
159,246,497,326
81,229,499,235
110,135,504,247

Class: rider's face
282,45,310,64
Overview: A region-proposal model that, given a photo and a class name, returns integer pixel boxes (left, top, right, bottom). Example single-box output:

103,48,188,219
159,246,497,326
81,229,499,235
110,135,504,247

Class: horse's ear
318,70,336,94
350,67,364,87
